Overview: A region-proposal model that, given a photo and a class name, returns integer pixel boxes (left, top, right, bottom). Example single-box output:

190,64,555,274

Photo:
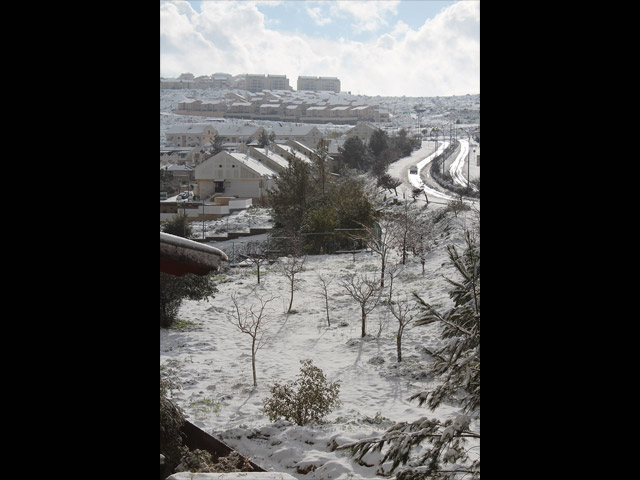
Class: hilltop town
160,76,479,222
161,72,479,126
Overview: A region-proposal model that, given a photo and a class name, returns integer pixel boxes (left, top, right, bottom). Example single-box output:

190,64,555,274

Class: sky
160,0,479,97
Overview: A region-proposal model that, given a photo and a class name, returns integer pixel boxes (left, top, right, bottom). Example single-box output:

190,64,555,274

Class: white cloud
159,0,479,97
330,0,400,33
306,5,331,26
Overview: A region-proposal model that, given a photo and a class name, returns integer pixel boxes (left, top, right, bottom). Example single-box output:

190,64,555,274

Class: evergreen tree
338,136,374,171
312,139,331,196
268,157,316,233
368,128,389,158
391,129,420,157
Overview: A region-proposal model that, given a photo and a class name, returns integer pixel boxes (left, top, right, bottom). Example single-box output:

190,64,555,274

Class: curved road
387,140,479,206
449,139,479,192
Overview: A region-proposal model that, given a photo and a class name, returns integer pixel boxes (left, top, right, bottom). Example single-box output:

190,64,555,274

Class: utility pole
467,131,471,188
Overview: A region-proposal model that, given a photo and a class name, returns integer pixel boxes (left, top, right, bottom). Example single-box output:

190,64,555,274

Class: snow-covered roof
229,153,278,177
166,123,216,134
165,164,193,171
290,140,315,153
215,125,263,136
269,125,318,135
277,144,312,164
160,232,228,276
252,147,290,169
160,147,194,153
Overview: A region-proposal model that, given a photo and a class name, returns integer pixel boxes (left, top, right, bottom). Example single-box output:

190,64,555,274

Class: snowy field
160,202,479,479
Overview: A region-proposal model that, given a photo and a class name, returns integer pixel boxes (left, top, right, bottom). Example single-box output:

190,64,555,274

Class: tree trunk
251,338,257,386
397,326,403,362
288,276,295,312
325,296,330,326
361,306,367,337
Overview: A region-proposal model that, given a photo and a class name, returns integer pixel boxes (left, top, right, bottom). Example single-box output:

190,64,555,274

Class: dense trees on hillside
268,127,421,255
337,128,419,180
268,157,376,254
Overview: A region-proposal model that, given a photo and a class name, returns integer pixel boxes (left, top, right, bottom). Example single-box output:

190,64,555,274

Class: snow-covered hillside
160,202,479,479
160,89,479,147
160,87,480,479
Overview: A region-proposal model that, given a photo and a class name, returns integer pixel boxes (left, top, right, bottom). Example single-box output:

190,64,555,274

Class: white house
268,125,324,150
165,123,217,147
195,151,278,204
160,147,195,165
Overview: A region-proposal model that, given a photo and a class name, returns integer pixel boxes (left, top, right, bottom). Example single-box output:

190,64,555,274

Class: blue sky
160,1,479,97
186,1,457,42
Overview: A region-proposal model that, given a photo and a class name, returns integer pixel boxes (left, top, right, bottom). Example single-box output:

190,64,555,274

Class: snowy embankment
449,139,479,192
160,203,479,480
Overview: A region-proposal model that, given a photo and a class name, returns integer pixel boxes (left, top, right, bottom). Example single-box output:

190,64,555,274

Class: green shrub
160,375,186,473
160,272,218,328
263,359,340,426
162,213,192,238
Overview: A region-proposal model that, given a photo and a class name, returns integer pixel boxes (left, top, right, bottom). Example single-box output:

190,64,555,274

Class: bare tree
315,273,335,326
243,240,269,284
390,200,420,265
446,194,470,218
409,213,441,275
229,292,275,387
387,295,417,362
341,273,382,337
278,254,306,314
352,217,397,288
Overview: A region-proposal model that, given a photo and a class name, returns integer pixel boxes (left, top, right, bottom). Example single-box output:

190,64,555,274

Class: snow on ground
160,200,480,479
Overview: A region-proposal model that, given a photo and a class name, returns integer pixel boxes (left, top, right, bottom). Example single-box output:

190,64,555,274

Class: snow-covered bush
263,359,341,426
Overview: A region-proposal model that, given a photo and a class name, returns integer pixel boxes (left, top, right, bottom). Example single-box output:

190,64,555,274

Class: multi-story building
165,123,217,147
234,74,291,92
211,73,232,88
297,76,340,93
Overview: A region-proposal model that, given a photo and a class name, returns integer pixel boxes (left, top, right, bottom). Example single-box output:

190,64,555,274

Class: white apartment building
297,76,341,93
233,74,291,92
